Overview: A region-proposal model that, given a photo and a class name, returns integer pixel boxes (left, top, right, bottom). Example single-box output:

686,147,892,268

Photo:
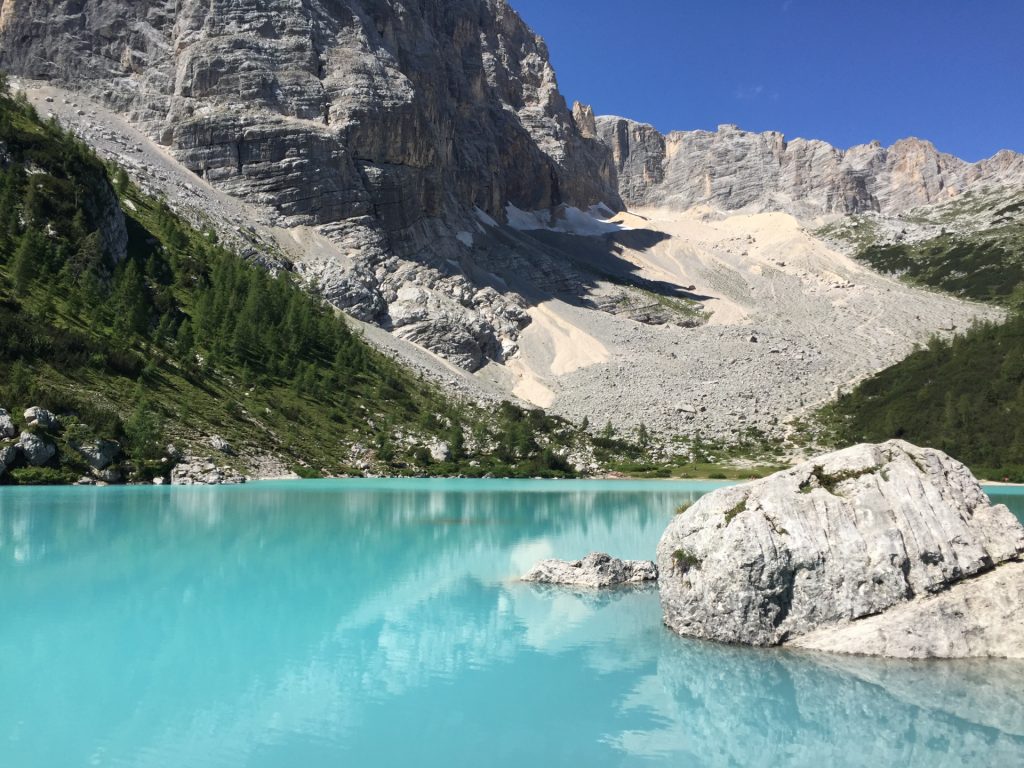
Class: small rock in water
522,552,658,588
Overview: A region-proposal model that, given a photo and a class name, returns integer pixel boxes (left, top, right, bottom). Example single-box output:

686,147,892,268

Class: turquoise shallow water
2,479,1023,767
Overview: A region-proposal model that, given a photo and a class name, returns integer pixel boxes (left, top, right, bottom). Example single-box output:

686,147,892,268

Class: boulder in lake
17,431,56,466
523,552,658,588
656,440,1024,658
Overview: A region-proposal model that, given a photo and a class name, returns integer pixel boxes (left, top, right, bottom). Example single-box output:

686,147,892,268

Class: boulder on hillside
656,440,1024,658
17,431,56,466
0,409,15,438
523,552,658,588
171,456,245,486
428,439,451,463
0,443,18,468
209,435,233,455
24,406,58,430
72,439,121,470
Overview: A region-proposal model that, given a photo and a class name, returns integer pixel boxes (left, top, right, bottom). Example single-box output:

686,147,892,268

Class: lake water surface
2,479,1023,767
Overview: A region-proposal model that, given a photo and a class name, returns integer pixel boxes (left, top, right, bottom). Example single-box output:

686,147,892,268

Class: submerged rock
656,440,1024,658
523,552,658,588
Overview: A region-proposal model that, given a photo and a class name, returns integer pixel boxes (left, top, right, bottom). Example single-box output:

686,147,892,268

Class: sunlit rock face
596,117,1024,216
657,440,1024,657
0,0,619,227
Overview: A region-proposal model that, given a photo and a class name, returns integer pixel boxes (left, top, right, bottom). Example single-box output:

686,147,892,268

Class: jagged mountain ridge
596,117,1024,217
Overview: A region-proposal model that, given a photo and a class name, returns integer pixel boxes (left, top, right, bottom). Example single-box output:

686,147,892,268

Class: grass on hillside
0,83,610,482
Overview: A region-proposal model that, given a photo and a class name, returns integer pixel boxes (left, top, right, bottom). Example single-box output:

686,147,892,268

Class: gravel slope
18,81,999,443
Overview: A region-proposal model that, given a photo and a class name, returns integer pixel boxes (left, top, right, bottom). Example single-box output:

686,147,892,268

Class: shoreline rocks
523,552,658,588
656,440,1024,658
17,431,56,467
170,456,246,486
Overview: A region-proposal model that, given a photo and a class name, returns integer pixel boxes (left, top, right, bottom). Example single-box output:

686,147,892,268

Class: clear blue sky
509,0,1024,161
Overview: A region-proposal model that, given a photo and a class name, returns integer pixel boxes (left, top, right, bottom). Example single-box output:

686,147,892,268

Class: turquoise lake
2,479,1024,767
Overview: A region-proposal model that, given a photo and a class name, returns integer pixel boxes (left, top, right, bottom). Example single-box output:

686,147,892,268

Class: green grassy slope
819,317,1024,480
0,82,605,483
818,191,1024,479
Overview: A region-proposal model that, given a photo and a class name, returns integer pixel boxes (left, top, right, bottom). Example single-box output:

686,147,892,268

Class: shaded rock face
16,431,56,466
596,118,1024,216
0,409,15,439
0,443,18,468
71,439,121,471
523,552,658,588
656,440,1024,657
0,0,618,370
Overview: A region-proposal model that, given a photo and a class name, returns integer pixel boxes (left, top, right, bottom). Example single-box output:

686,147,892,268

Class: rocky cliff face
0,0,619,370
597,117,1024,217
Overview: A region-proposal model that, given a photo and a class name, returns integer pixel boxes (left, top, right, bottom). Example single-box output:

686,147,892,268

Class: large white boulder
656,440,1024,658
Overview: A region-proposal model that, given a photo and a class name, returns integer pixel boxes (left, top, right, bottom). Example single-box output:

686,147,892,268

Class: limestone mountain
0,0,619,370
0,0,1007,450
596,117,1024,217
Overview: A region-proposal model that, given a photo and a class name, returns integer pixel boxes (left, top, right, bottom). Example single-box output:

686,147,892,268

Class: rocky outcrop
791,561,1024,659
16,431,56,466
0,409,15,439
656,440,1024,657
523,552,658,588
0,0,620,370
0,443,17,470
170,456,246,486
24,407,58,430
596,118,1024,217
71,439,121,471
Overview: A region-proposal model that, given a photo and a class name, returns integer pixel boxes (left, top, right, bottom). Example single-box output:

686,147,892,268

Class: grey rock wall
0,0,620,370
596,117,1024,216
0,0,619,228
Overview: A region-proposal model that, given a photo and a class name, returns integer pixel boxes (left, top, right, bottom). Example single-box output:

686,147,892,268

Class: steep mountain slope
821,187,1024,304
817,187,1024,478
11,79,997,446
0,0,619,371
0,87,611,483
0,1,1004,451
596,118,1024,217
